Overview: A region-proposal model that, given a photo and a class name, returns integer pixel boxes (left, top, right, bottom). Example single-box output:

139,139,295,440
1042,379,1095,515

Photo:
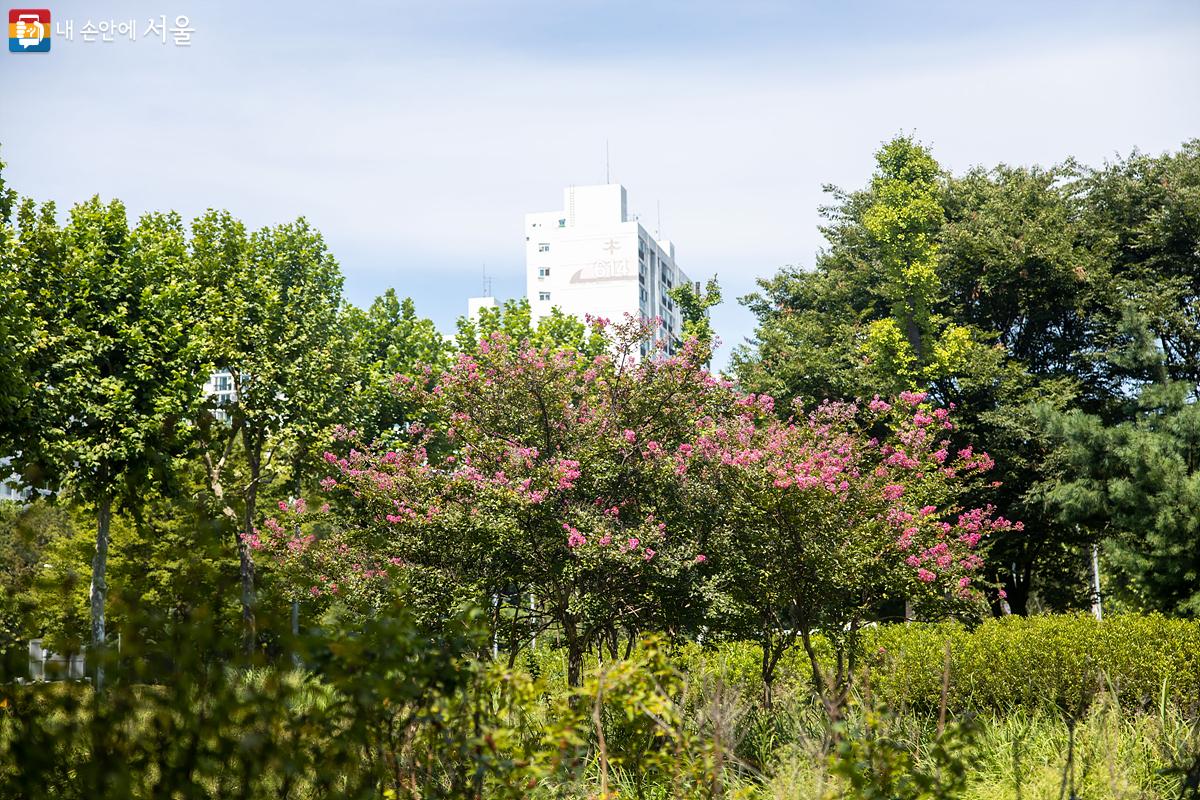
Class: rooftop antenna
605,139,610,184
656,200,662,239
482,264,492,297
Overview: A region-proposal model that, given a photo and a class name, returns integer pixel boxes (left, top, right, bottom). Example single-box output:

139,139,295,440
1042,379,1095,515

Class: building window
538,267,550,278
539,292,551,301
538,243,550,252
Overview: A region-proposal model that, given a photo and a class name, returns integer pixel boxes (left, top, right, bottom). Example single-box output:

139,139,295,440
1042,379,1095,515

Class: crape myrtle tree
688,391,1016,710
14,197,206,683
256,315,1018,696
258,316,736,687
190,210,347,653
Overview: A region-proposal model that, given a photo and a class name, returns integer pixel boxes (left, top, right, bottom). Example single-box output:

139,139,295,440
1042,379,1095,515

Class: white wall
525,184,693,354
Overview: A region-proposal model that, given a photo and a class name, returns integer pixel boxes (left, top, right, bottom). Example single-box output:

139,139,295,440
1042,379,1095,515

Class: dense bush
664,615,1200,718
855,614,1200,714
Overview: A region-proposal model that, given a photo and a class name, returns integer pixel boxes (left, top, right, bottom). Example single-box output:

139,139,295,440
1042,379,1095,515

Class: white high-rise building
524,184,696,357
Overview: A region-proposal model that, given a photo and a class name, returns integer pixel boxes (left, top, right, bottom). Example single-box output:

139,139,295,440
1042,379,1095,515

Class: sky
2,0,1198,370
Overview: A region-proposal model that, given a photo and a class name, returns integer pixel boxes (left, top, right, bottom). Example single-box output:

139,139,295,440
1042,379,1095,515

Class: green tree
14,199,206,679
1043,378,1200,616
191,211,347,653
342,289,449,444
1082,140,1200,391
455,297,605,356
669,276,722,363
857,136,990,390
0,152,32,457
732,137,1140,614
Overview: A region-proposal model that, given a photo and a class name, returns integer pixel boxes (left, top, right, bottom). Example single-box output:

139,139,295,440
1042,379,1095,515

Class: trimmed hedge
672,614,1200,715
855,614,1200,713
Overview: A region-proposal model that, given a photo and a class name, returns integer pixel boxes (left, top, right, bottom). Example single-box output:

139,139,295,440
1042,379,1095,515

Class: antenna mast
482,264,492,297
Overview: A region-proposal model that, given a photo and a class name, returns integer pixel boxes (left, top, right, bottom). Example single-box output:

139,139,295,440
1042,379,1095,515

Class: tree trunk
800,628,839,723
291,600,301,668
237,480,258,656
567,642,584,689
760,642,776,712
564,617,584,688
1006,561,1032,615
90,495,112,688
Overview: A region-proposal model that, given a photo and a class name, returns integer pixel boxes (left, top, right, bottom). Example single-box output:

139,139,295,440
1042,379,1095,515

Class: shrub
858,614,1200,714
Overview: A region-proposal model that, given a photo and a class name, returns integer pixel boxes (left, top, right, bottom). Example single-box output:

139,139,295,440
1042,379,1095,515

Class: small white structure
28,639,86,681
524,184,697,357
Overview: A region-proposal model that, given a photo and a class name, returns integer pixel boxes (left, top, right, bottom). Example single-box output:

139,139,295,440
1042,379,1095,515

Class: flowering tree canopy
684,389,1018,705
254,318,1018,689
261,318,737,685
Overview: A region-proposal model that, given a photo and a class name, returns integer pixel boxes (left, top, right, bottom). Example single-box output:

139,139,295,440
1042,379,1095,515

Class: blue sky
3,0,1198,369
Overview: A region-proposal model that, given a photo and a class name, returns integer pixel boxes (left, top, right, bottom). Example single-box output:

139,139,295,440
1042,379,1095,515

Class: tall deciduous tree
1083,140,1200,391
0,153,32,458
191,211,346,653
15,198,205,679
732,136,1136,614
